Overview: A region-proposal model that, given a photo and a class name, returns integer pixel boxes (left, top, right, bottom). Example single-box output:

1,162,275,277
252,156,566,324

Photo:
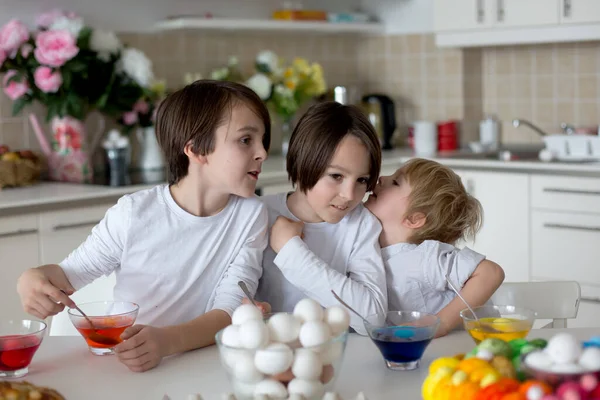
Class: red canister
437,120,459,152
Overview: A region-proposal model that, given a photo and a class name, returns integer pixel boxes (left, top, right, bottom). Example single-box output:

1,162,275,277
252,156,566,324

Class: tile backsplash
0,30,598,152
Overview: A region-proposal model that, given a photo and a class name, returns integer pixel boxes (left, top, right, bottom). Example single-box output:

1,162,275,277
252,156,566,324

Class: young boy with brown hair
17,80,271,371
256,101,388,334
364,158,505,337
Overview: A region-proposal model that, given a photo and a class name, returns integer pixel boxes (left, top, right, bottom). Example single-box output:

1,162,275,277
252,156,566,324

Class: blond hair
400,158,482,245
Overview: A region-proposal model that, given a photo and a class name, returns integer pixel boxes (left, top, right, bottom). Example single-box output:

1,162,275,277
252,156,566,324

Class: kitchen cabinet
496,0,559,28
0,214,40,320
434,0,490,32
453,169,530,282
434,0,559,32
560,0,600,24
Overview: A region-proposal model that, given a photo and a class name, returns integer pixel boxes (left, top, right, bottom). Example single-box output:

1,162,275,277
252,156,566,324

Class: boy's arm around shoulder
160,199,269,355
435,258,505,337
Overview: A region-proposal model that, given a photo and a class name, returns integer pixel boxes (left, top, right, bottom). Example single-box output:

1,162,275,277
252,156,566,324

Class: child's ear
184,141,207,165
403,212,426,229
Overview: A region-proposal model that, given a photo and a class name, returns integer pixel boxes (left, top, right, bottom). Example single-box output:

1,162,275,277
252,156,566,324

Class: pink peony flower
122,111,138,126
2,70,29,100
34,66,62,93
36,10,67,28
0,19,29,56
133,100,149,114
20,43,33,58
0,49,6,66
34,29,79,67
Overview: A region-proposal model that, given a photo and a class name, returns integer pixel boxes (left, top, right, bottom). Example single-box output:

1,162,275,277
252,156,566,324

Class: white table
10,328,599,399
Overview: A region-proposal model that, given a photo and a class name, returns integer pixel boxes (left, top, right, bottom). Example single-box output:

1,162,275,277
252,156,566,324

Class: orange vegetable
518,380,552,396
475,378,520,400
501,393,526,400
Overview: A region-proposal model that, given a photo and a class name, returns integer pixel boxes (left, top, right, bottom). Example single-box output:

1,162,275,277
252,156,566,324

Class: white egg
355,392,369,400
292,348,323,380
254,343,294,375
322,393,342,400
545,333,581,364
234,351,264,382
232,304,263,325
299,321,331,348
239,319,270,349
324,306,350,336
233,380,257,399
253,379,288,399
550,363,585,374
288,379,325,399
475,349,494,361
526,386,544,400
268,313,301,343
318,341,344,365
221,348,249,370
221,324,241,348
579,347,600,371
525,351,554,371
294,298,324,323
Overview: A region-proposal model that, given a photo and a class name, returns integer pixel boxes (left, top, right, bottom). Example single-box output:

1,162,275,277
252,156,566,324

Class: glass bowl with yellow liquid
460,305,535,344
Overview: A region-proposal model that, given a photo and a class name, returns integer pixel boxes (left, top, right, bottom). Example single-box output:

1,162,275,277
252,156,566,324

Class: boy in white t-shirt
364,158,505,337
17,80,271,371
255,102,388,334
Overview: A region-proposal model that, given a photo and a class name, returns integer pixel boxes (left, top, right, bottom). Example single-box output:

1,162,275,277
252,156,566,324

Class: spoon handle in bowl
238,281,258,307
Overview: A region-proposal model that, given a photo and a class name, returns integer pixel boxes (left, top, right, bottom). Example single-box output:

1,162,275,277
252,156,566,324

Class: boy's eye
358,177,369,185
392,179,400,186
329,173,343,181
240,137,250,145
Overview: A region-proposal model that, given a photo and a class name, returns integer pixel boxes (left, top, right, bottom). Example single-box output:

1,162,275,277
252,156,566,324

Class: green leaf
77,27,93,49
12,96,29,116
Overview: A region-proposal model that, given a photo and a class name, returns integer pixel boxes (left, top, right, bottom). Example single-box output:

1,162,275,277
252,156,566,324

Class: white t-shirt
383,240,485,314
60,185,268,327
256,193,388,334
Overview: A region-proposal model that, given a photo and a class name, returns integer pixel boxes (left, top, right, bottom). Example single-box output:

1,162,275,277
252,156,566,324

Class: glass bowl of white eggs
215,298,351,400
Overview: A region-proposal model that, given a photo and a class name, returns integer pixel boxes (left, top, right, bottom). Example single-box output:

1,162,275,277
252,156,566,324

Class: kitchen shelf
154,17,384,35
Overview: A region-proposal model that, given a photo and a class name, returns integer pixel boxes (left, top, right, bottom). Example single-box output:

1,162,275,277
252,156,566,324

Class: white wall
362,0,434,34
0,0,363,32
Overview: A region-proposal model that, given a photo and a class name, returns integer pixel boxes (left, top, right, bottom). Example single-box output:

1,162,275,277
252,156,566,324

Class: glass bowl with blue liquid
364,311,440,371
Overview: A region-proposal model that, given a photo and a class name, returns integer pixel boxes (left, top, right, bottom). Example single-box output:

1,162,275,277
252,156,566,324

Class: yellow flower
283,67,294,79
284,78,297,90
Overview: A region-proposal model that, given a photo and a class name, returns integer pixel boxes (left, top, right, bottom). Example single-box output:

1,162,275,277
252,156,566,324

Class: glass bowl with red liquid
68,301,139,356
0,319,47,379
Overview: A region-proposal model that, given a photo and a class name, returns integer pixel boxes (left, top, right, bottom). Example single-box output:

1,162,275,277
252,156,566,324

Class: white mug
413,121,438,156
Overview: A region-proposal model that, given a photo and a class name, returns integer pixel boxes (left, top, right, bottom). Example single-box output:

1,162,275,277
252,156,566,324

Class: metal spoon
61,290,120,346
331,290,369,325
444,271,502,334
238,281,258,307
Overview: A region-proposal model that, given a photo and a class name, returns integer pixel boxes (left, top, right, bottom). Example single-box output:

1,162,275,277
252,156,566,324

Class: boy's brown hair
287,101,381,192
155,79,271,185
400,158,483,245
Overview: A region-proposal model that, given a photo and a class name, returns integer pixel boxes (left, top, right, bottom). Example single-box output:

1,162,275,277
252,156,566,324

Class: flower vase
279,116,294,157
29,114,105,184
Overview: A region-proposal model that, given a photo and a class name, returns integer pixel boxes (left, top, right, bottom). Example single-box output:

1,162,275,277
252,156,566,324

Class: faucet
512,119,549,137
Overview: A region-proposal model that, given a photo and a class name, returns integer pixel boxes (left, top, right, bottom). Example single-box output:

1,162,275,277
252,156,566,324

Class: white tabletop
10,328,599,400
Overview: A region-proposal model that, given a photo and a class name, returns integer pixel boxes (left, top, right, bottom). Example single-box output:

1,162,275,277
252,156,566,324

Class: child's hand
270,216,304,253
115,325,169,372
16,267,75,319
241,297,272,315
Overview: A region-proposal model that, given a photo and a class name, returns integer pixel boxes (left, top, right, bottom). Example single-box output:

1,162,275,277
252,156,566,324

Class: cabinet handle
563,0,572,18
0,228,38,238
581,297,600,304
476,0,485,23
544,223,600,233
52,221,100,231
497,0,505,22
543,188,600,196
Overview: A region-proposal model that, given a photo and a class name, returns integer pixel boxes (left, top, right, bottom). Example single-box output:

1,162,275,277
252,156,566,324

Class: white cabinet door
495,0,560,28
560,0,600,24
434,0,491,31
0,214,40,320
259,182,295,196
454,169,530,282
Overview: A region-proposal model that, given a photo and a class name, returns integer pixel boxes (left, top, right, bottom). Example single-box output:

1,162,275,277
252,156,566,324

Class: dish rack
543,135,600,161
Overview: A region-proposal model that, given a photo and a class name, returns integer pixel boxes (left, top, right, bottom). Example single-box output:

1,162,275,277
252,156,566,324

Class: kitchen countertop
19,327,598,399
2,148,600,212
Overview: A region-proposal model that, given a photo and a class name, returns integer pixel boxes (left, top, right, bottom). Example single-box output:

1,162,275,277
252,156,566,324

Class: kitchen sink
446,149,542,162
